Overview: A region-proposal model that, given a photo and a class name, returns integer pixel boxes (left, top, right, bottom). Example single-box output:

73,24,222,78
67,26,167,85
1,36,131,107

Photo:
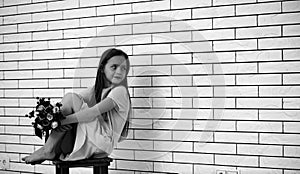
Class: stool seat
53,157,113,174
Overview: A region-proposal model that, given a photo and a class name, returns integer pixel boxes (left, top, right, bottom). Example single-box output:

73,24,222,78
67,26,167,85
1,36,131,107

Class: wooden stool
53,157,113,174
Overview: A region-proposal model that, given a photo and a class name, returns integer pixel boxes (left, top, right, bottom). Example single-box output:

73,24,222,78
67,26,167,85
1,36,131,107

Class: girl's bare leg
22,93,83,164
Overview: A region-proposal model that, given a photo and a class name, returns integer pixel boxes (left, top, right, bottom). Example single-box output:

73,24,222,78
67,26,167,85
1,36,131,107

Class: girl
22,48,131,164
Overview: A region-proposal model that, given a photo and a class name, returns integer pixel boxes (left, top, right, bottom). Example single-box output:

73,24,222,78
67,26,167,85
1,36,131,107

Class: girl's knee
61,93,83,116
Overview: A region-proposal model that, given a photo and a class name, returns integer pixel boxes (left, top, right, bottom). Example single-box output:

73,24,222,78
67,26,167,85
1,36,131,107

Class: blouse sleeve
107,86,129,113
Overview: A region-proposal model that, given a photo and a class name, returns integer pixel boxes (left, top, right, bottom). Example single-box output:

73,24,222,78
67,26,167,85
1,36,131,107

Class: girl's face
104,55,128,87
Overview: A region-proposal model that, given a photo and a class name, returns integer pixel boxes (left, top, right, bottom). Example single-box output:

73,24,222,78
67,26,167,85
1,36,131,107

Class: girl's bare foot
22,146,56,164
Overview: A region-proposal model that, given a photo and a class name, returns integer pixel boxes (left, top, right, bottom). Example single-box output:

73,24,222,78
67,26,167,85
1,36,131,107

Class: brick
283,1,300,12
135,130,171,140
134,87,171,97
215,155,258,167
8,162,34,172
130,118,152,129
18,22,47,32
154,141,192,152
173,86,212,97
48,39,80,49
239,167,283,174
133,22,170,34
117,160,153,171
237,74,281,85
4,33,31,42
283,25,300,36
238,144,282,156
33,50,63,60
153,120,193,130
5,126,33,135
19,79,48,88
194,29,234,41
171,0,211,9
284,74,300,85
64,28,96,39
214,86,258,97
131,97,152,107
4,14,31,24
133,44,170,55
213,0,255,5
214,16,257,29
214,109,258,120
35,165,55,174
18,3,47,13
283,49,300,61
172,41,213,53
237,50,282,62
283,98,300,109
64,68,97,78
33,69,63,78
154,162,193,174
0,80,17,88
4,0,30,6
153,98,192,108
260,110,300,121
19,60,48,70
173,131,214,142
284,122,300,133
48,19,80,30
238,98,281,109
19,41,48,51
115,34,151,45
261,157,300,169
32,11,62,22
97,24,132,36
193,6,234,19
4,70,32,79
0,24,17,34
173,108,213,119
152,9,191,22
0,135,19,143
260,133,300,145
117,139,153,150
133,65,171,76
259,37,300,49
238,121,282,132
259,61,300,73
153,76,192,86
110,149,134,160
128,76,151,86
49,78,80,88
34,89,63,97
153,31,192,43
133,0,169,12
193,75,235,86
4,89,33,97
236,2,281,15
194,142,236,154
0,6,17,16
193,52,235,63
0,43,18,52
0,117,18,125
174,152,214,164
81,36,114,47
33,30,63,40
115,12,151,24
97,4,131,16
172,64,212,75
0,61,18,70
194,98,235,108
194,120,235,131
237,26,281,39
285,146,300,157
214,39,257,51
63,7,95,19
171,19,212,31
80,0,112,7
259,13,300,26
260,86,300,97
214,62,257,74
215,132,258,143
136,150,172,162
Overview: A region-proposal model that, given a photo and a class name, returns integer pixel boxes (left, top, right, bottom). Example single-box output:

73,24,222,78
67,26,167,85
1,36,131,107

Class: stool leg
56,165,61,174
60,167,69,174
93,166,108,174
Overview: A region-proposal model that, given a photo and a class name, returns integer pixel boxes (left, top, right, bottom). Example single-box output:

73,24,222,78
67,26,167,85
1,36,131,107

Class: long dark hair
94,48,131,140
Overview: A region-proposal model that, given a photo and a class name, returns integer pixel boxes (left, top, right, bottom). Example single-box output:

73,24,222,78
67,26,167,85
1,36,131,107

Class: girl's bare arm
60,97,116,125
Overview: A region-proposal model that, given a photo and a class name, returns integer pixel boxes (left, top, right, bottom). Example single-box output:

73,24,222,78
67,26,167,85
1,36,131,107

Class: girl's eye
121,67,127,71
111,65,117,70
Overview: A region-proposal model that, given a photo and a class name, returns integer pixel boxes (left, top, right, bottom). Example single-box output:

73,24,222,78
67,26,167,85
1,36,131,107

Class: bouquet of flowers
25,97,65,141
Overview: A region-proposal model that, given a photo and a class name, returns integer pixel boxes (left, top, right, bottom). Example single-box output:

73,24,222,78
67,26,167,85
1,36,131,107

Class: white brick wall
1,0,300,173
